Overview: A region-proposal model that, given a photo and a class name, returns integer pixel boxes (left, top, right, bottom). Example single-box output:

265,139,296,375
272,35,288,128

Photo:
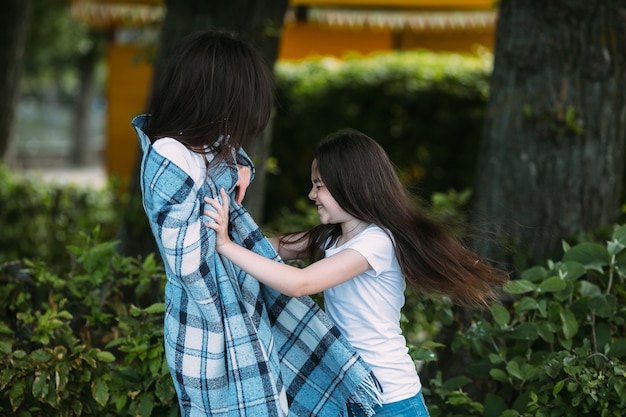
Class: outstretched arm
267,232,310,261
205,189,370,297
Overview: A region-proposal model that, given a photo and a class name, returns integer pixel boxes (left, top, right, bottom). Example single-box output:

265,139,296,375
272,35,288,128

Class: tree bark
0,0,33,161
119,0,288,257
470,0,626,265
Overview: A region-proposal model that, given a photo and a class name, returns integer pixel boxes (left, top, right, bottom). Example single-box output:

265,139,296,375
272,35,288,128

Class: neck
339,220,366,244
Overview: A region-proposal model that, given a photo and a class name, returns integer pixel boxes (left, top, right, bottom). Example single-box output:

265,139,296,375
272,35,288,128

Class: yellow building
71,0,497,184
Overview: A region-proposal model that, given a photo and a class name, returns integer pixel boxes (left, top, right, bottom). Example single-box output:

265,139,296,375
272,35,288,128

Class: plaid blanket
133,115,381,417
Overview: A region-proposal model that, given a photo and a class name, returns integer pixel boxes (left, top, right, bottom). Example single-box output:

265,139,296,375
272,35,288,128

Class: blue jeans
348,391,430,417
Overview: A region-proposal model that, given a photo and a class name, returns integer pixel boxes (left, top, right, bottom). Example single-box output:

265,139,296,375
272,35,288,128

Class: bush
424,224,626,416
0,165,120,270
1,179,625,415
0,230,177,416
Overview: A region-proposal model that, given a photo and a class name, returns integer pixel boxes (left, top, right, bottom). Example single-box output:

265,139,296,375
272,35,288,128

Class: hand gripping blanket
133,115,381,417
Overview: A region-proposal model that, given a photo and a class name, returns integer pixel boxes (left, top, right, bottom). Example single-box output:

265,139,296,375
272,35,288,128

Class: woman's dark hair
291,129,507,307
144,30,274,161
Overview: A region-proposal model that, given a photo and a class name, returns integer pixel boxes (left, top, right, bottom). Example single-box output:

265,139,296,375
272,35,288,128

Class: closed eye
312,178,325,189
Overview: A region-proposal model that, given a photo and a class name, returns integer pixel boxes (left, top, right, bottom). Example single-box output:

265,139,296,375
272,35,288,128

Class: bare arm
268,233,310,261
205,189,370,297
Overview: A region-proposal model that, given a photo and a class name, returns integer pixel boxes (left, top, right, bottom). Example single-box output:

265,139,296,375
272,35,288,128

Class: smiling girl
205,128,508,417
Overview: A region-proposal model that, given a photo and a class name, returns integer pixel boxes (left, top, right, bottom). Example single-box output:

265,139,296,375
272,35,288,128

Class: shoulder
153,138,205,179
353,225,393,247
345,225,395,275
153,137,190,164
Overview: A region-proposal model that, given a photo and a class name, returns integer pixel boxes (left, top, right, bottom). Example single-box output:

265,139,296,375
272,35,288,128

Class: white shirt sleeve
153,137,206,183
344,227,395,276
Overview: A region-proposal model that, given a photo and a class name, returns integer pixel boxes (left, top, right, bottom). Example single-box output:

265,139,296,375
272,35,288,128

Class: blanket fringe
347,372,383,417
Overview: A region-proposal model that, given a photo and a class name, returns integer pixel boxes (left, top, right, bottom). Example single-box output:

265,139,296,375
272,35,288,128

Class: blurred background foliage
21,0,106,103
267,50,491,224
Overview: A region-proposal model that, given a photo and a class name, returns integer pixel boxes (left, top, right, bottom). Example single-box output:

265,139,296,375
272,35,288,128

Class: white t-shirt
323,225,421,404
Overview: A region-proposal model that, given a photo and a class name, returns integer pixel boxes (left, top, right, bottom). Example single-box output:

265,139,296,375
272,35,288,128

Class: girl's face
308,160,353,225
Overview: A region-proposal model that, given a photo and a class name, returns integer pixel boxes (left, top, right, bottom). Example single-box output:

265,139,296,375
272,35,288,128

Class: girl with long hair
205,128,509,417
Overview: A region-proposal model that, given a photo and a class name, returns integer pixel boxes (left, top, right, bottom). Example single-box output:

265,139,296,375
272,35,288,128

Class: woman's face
308,160,353,225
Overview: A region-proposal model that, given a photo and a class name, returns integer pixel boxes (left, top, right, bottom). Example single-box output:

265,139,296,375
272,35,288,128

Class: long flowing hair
294,129,508,307
144,30,274,163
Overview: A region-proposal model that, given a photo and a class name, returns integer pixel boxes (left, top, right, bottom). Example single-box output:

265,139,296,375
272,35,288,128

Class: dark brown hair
294,129,508,307
144,30,274,162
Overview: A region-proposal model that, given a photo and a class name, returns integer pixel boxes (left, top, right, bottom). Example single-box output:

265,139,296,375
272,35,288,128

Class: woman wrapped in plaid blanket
133,30,381,416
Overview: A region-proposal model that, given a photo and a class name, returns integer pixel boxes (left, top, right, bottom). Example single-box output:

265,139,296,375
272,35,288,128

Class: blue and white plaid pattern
133,115,381,417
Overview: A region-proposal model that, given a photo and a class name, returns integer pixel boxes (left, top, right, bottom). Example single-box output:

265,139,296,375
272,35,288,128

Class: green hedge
424,225,626,417
2,167,625,415
266,50,492,221
2,218,625,416
0,166,120,270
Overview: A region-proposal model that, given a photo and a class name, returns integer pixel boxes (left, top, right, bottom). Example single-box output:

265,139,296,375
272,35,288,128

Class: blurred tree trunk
119,0,288,258
0,0,33,162
422,0,626,398
71,35,98,166
470,0,626,265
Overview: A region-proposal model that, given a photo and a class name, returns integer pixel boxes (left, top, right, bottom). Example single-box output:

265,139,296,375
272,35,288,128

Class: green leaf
537,299,548,317
538,276,567,293
484,393,508,417
536,321,555,344
615,250,626,278
520,363,539,381
135,392,155,417
515,297,538,313
442,376,472,389
9,379,25,409
521,266,547,282
143,302,166,314
488,353,503,364
559,336,573,350
490,368,509,382
13,350,27,359
560,309,578,339
506,361,523,381
588,295,616,318
503,279,536,294
613,224,626,246
31,350,53,363
55,366,69,393
91,377,110,407
491,304,510,327
0,368,16,391
559,261,586,281
0,322,13,335
115,394,128,411
96,350,116,363
553,379,565,397
32,372,49,400
0,340,12,354
607,239,626,256
510,322,538,340
562,242,610,273
155,378,176,403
